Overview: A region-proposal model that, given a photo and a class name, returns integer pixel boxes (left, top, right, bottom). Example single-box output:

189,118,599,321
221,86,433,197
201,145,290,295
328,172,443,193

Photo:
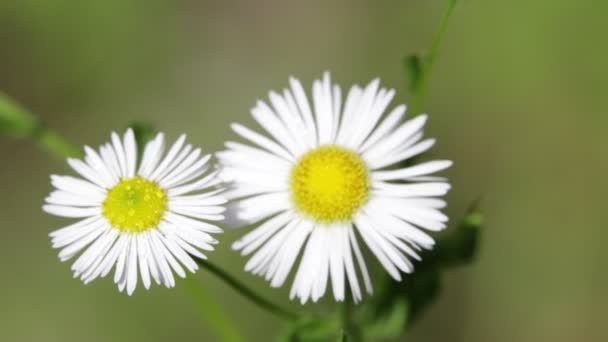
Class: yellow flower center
102,176,167,232
290,145,370,222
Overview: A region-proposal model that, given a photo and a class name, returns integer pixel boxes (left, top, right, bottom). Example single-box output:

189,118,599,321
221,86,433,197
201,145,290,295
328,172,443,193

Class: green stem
33,124,83,159
339,292,362,342
184,276,244,342
196,258,299,321
410,0,458,116
340,299,350,341
0,93,82,159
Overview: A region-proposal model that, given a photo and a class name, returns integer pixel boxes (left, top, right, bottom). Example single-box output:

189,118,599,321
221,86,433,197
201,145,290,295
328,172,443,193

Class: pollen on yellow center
290,145,370,222
102,176,167,232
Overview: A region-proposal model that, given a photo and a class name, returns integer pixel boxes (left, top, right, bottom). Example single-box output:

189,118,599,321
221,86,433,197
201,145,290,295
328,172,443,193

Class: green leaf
0,93,38,138
431,199,482,268
337,330,348,342
404,54,422,92
363,297,409,340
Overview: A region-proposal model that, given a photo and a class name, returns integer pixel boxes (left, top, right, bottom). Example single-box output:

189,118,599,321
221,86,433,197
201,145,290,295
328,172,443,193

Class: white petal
270,219,312,287
99,233,129,278
158,148,201,186
251,101,301,156
368,138,435,170
111,131,128,178
372,160,453,181
328,225,346,301
348,225,373,294
341,225,362,302
58,224,108,261
231,123,294,161
126,234,139,295
342,79,380,149
359,104,406,153
355,214,402,281
67,158,107,188
84,146,116,186
289,76,317,145
167,170,222,197
150,230,186,279
232,211,293,253
164,212,223,234
312,73,334,145
113,234,131,284
372,182,451,198
149,134,187,181
43,205,101,218
268,92,309,153
363,114,427,165
46,191,100,208
138,133,165,178
50,175,105,200
350,88,395,150
137,234,151,290
335,85,363,145
228,192,291,225
123,129,137,178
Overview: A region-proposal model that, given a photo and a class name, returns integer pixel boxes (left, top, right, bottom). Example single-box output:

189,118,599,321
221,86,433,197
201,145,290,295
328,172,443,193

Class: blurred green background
1,0,606,341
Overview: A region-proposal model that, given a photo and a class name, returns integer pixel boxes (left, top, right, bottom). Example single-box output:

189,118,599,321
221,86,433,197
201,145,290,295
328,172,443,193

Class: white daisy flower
44,129,225,295
219,72,452,304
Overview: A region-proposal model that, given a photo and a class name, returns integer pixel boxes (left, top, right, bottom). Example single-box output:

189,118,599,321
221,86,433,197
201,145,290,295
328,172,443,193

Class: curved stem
410,0,458,115
196,258,299,321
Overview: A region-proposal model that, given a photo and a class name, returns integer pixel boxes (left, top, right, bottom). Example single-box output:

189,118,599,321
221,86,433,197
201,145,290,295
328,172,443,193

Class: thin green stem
339,291,361,342
196,258,299,321
0,93,81,159
410,0,458,116
184,276,244,342
33,124,83,159
340,299,351,341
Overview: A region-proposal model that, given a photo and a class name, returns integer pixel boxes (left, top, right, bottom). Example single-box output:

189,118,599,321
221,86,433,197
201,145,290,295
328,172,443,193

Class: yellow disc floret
102,176,167,232
290,145,370,222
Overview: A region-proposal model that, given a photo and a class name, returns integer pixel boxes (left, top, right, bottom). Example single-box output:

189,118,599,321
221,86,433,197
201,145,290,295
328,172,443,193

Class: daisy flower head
44,129,225,295
219,72,452,304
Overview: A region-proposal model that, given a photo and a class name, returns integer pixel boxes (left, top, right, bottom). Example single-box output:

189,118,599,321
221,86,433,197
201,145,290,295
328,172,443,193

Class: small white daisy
44,129,225,295
219,72,452,304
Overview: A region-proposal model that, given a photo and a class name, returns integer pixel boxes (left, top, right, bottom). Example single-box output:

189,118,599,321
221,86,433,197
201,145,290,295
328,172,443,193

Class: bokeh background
1,0,606,341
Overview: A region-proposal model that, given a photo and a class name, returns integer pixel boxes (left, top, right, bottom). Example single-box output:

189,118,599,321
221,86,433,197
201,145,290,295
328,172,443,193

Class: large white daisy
219,72,452,304
44,129,225,295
